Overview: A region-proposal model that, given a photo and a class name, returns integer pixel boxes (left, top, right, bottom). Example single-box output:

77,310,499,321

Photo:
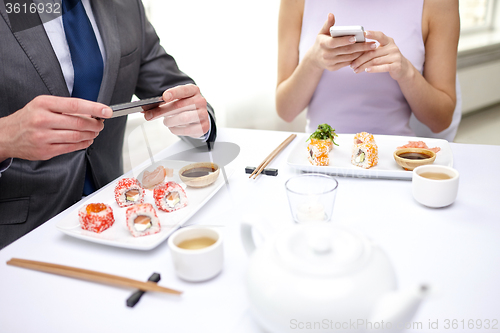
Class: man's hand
144,84,210,138
0,95,112,161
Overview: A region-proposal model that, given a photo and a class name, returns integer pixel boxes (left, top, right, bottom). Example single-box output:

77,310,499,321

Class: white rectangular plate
56,160,231,250
287,134,453,180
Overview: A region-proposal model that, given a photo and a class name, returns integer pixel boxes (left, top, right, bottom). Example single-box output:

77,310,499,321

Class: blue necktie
62,0,103,101
62,0,103,195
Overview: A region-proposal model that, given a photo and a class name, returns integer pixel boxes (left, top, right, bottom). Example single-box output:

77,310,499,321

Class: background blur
125,0,500,166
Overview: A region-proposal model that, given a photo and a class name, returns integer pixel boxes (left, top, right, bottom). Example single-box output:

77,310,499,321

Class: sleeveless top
299,0,425,135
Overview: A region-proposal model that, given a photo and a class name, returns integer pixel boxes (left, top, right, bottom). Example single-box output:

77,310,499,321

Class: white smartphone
330,25,365,42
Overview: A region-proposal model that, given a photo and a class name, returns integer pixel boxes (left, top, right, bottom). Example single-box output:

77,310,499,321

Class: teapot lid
274,224,372,276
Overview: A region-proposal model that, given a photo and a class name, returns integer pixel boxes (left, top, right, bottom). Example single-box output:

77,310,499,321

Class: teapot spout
368,285,429,331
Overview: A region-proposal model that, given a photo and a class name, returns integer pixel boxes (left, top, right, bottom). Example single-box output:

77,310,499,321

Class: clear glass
285,174,338,224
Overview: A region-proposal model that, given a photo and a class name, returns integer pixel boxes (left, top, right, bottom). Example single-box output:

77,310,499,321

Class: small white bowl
412,165,459,208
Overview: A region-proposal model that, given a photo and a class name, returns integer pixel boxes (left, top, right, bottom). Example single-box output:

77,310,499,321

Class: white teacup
412,165,459,208
168,227,223,282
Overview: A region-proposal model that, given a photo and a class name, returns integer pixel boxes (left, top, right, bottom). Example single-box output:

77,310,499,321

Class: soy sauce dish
179,162,220,188
393,148,436,171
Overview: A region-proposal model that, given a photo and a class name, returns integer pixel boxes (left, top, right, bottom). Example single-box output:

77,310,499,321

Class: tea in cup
168,227,223,282
412,165,459,208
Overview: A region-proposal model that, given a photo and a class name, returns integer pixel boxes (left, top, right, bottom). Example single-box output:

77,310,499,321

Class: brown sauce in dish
398,152,432,160
181,167,217,178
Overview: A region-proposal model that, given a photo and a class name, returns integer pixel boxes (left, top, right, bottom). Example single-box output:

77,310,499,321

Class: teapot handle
240,214,269,256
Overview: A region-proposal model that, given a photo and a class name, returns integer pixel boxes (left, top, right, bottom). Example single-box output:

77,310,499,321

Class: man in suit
0,0,217,248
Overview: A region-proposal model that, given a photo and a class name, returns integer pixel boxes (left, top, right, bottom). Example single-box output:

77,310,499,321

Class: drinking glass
285,174,338,223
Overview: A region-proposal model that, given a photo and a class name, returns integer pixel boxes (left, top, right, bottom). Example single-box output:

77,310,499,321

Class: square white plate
287,134,453,180
56,160,231,250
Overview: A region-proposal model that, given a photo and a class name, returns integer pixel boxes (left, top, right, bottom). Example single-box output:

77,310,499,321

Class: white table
1,128,499,333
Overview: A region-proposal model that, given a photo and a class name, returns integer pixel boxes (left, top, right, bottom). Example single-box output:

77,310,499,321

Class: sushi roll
353,132,376,145
78,203,114,233
307,140,330,166
153,181,188,212
125,203,161,237
351,142,379,169
306,123,339,166
307,123,339,150
114,178,145,208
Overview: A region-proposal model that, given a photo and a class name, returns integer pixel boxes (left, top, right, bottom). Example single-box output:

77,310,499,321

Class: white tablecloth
1,128,499,333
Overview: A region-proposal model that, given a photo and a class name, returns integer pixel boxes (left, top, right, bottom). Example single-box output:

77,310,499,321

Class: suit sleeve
133,1,217,145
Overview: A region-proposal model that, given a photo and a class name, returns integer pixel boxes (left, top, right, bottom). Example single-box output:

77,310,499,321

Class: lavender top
300,0,425,135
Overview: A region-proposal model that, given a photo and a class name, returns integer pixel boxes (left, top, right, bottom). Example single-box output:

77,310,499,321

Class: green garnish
307,123,339,146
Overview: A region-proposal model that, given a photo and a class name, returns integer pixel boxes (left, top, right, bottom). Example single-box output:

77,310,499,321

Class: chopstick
7,258,182,295
249,134,297,179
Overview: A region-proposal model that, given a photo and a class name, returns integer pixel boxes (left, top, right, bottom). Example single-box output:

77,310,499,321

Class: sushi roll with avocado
306,123,338,166
153,181,188,212
307,140,330,166
351,142,379,169
114,178,145,208
125,203,161,237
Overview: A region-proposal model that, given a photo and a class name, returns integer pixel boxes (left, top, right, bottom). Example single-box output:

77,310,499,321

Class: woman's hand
307,13,377,72
350,31,412,82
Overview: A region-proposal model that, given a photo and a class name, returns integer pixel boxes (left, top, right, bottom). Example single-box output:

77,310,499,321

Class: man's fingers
165,122,206,138
32,95,112,118
163,84,200,103
319,13,335,35
46,129,99,145
45,141,95,160
163,110,202,128
49,113,105,133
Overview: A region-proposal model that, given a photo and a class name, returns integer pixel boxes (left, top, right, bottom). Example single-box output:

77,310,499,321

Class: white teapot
241,217,428,332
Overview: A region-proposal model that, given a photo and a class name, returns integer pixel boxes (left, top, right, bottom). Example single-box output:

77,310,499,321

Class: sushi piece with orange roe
351,142,379,169
307,140,330,166
306,124,339,166
78,203,115,233
353,132,376,145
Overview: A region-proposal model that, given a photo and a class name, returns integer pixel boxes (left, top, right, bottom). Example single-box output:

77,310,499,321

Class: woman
276,0,460,138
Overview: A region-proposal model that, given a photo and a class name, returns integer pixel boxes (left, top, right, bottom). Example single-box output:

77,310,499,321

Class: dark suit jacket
0,0,217,248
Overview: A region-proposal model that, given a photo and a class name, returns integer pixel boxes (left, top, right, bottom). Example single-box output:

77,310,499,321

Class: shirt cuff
197,115,212,142
0,158,13,178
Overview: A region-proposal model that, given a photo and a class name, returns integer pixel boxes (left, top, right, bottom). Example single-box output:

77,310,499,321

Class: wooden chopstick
7,258,182,295
249,134,297,179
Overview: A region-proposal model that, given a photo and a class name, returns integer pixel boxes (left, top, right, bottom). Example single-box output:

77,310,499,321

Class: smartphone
330,25,365,42
110,96,165,118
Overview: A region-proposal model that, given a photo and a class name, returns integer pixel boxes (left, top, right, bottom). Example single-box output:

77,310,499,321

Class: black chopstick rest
245,166,278,176
126,272,161,307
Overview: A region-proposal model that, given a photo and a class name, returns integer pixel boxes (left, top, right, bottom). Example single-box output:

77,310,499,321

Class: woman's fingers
365,30,392,46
